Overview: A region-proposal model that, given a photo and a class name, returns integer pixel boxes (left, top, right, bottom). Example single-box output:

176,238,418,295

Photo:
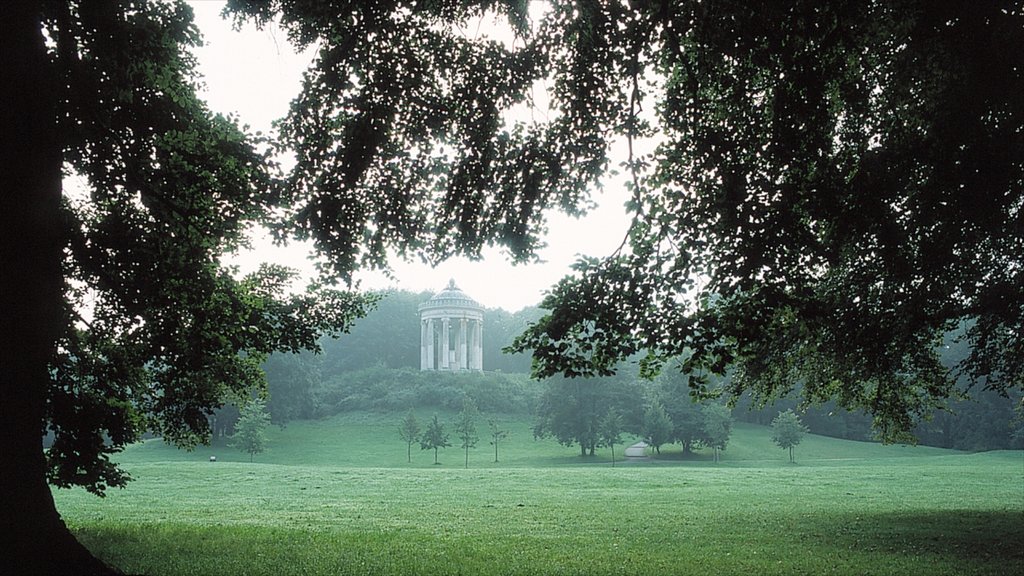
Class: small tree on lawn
700,403,733,463
771,409,809,462
642,402,674,455
455,400,479,469
231,397,270,462
488,419,510,463
598,408,624,467
420,414,451,465
398,410,421,464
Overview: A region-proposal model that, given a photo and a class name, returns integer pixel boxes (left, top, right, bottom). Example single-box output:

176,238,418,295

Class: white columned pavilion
419,279,484,372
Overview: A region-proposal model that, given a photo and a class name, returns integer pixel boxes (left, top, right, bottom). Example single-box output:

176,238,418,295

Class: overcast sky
189,1,632,312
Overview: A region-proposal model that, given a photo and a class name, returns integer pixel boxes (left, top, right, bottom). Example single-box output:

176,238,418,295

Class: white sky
189,1,633,312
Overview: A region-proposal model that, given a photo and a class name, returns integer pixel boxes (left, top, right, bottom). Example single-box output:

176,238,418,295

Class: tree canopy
771,409,809,462
29,0,374,496
231,397,271,462
4,1,1021,573
502,1,1022,441
420,414,451,465
230,0,1021,441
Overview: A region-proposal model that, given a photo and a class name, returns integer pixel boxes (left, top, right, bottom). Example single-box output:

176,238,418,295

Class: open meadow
53,413,1024,575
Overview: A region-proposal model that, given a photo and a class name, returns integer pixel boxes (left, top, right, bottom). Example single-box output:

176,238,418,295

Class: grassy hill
123,410,959,469
53,413,1023,575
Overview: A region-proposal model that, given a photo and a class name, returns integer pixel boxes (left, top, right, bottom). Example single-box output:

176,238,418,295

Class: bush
313,367,541,418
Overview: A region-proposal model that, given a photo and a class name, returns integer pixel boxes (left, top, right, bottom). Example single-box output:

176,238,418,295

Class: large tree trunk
0,3,117,574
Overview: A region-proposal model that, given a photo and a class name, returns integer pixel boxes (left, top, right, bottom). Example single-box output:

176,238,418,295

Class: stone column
440,317,450,370
467,319,475,371
426,318,435,370
474,320,483,371
420,320,428,370
459,318,468,370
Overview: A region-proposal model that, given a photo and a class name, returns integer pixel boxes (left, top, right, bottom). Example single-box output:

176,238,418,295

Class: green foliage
397,410,421,464
655,369,706,453
641,402,673,455
597,408,623,467
771,410,810,463
454,400,479,468
318,290,426,373
532,369,643,457
18,1,376,495
500,1,1024,443
264,351,322,426
227,0,582,278
487,306,546,373
15,2,1017,570
230,398,270,462
24,0,1019,500
419,414,451,465
110,408,983,469
315,367,542,416
700,404,733,463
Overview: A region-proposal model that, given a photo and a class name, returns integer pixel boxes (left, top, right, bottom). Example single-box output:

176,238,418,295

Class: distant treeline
232,290,1022,453
733,385,1022,451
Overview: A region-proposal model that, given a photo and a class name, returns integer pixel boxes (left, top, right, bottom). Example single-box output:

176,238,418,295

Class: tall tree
231,397,271,462
455,399,480,469
656,368,706,454
4,2,373,573
264,351,322,426
700,403,733,463
771,410,810,463
420,414,451,465
641,402,673,455
505,1,1023,443
598,408,624,467
398,410,421,464
533,373,641,457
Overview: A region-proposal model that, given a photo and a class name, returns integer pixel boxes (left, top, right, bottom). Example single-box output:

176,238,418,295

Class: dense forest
243,291,1022,453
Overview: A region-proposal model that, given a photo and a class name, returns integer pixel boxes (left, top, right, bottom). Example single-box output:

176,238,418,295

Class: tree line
397,401,510,468
254,292,1023,452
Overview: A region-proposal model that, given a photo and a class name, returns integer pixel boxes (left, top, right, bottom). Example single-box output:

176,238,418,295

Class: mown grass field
53,412,1024,575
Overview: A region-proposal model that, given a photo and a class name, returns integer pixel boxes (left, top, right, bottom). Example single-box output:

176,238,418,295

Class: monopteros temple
419,279,484,371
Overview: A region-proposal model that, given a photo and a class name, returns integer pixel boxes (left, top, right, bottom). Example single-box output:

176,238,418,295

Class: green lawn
120,412,959,468
53,413,1024,575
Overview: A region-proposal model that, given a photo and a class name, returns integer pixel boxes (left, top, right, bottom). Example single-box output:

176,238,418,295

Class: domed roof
419,279,483,311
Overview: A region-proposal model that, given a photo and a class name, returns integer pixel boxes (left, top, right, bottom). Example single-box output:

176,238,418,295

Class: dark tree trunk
0,3,117,574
